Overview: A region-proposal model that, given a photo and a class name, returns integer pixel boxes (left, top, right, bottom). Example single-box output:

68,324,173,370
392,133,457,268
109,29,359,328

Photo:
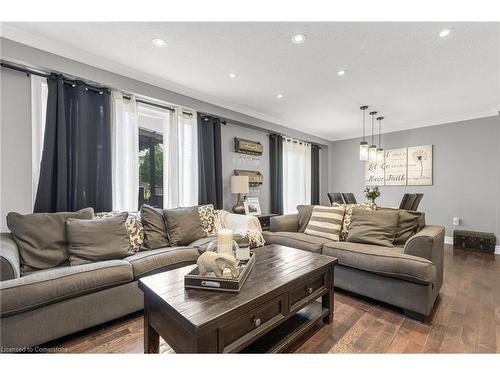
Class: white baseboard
445,236,500,255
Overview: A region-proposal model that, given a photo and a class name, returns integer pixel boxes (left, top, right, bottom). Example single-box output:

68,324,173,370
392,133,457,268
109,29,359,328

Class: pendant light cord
378,119,381,146
362,109,366,142
371,114,374,145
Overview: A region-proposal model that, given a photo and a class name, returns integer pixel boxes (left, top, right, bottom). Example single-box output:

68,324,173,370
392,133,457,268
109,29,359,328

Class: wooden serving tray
184,252,256,293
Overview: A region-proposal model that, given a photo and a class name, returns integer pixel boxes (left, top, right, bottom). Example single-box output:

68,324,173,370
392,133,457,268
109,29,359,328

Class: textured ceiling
2,22,499,140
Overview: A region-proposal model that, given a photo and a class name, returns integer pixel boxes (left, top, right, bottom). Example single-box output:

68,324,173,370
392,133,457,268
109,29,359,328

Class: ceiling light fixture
439,28,454,38
276,94,284,99
291,34,307,44
228,72,238,79
337,70,347,76
152,38,167,48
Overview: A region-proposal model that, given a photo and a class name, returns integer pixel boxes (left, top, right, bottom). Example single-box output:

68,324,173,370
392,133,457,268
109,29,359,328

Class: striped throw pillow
304,206,345,241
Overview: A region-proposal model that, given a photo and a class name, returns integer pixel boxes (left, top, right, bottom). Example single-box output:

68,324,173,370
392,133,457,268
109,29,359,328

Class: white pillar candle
217,229,233,256
236,245,250,261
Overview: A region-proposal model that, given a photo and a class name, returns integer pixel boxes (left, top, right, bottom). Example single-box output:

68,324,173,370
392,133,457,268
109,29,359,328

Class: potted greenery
364,186,380,204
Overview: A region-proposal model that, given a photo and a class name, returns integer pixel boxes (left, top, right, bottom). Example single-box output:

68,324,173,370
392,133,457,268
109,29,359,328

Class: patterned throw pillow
198,204,215,235
304,205,345,241
94,211,144,252
332,203,376,241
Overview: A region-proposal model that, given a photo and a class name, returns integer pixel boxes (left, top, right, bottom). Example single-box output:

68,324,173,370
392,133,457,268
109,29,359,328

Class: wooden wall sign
384,148,407,186
407,145,433,186
364,145,433,187
365,161,385,186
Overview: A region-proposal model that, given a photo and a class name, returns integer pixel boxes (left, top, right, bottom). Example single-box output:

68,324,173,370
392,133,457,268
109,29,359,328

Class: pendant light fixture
376,116,384,163
368,111,377,163
359,106,369,161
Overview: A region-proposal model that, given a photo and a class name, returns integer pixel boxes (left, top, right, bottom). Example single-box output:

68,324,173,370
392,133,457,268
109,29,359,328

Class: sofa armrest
404,225,445,262
270,214,299,232
1,233,21,281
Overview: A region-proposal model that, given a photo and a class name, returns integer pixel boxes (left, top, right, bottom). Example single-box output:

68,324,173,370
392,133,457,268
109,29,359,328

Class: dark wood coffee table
138,244,337,353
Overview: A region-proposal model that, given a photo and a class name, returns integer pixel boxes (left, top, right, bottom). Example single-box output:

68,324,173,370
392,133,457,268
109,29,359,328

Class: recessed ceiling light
228,72,238,79
439,28,454,38
337,70,347,76
152,38,167,48
291,34,307,44
276,94,284,99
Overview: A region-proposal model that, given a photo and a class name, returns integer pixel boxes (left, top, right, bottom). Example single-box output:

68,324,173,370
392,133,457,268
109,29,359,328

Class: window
31,75,48,207
282,137,311,214
137,103,170,209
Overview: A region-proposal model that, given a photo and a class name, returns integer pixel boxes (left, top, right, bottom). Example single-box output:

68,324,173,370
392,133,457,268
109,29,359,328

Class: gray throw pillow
66,212,132,266
297,205,314,233
7,208,94,275
163,206,206,246
140,205,170,249
395,210,425,244
347,208,399,248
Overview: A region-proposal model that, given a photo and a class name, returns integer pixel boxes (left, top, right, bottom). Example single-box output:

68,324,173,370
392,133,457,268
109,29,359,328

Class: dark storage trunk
453,230,496,253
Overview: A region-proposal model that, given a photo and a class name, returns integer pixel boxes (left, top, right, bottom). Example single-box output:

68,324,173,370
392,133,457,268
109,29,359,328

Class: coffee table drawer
219,294,286,352
289,273,326,310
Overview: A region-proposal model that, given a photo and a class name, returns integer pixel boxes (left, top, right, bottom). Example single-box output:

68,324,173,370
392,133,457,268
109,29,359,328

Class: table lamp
231,175,249,214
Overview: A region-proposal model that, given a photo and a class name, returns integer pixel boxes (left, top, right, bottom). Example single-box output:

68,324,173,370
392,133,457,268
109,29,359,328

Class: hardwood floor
42,245,500,353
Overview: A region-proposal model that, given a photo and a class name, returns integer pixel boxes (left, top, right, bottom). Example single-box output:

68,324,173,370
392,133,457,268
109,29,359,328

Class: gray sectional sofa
263,213,445,320
0,233,221,349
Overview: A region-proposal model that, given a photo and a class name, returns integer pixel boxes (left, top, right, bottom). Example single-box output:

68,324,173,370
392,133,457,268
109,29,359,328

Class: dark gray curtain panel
269,134,284,215
34,74,112,213
311,144,320,205
197,114,223,209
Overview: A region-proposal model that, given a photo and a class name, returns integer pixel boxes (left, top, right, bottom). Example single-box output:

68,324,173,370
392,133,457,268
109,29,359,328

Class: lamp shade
231,176,249,194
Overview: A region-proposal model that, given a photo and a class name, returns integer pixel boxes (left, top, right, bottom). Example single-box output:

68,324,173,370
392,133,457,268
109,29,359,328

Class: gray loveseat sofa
0,233,222,349
263,213,445,320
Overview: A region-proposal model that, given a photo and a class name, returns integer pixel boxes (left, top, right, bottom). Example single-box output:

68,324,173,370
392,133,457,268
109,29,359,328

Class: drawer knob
306,287,313,294
253,318,261,327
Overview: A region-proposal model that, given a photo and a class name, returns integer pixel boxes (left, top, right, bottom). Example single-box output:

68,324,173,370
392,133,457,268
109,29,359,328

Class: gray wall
0,68,33,231
221,123,330,213
221,123,271,212
330,115,500,243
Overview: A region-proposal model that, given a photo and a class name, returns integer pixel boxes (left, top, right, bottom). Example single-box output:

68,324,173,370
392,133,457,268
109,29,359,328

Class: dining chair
342,193,357,204
327,193,345,205
411,193,424,211
399,193,417,210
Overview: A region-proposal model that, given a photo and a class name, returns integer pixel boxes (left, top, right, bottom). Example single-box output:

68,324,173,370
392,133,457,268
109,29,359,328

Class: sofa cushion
0,260,132,317
304,205,345,241
262,232,331,253
95,211,144,252
67,212,133,266
376,208,425,245
141,205,170,250
347,208,399,247
6,208,94,275
332,203,376,241
124,247,200,278
163,206,206,246
322,241,436,284
297,205,314,232
198,204,216,235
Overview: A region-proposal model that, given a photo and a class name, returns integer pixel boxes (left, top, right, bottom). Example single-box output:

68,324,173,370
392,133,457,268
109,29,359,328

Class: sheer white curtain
164,108,198,208
282,137,311,214
31,75,48,207
111,91,139,211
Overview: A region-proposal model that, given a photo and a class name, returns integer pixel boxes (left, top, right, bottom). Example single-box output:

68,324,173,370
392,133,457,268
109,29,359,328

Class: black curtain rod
269,133,322,149
199,112,227,125
1,61,109,94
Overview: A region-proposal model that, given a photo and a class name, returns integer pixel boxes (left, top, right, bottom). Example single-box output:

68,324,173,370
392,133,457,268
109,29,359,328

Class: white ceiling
2,22,499,140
